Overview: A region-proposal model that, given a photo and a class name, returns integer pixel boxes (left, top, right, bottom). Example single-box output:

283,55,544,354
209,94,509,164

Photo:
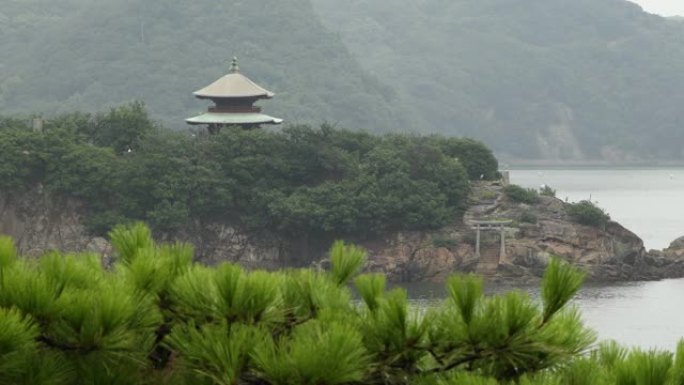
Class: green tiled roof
185,112,283,125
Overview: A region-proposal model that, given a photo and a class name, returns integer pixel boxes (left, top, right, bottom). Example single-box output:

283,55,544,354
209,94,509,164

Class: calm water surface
407,168,684,350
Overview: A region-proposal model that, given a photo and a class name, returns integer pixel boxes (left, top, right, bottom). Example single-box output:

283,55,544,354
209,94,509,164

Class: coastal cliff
2,183,683,282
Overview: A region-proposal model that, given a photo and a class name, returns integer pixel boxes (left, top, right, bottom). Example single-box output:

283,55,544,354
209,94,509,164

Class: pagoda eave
185,112,283,125
193,92,274,100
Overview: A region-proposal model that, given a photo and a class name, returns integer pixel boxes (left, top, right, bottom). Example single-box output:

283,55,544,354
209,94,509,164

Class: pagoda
186,57,283,133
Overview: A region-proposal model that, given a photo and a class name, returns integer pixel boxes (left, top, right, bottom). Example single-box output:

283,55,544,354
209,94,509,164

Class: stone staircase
476,247,501,276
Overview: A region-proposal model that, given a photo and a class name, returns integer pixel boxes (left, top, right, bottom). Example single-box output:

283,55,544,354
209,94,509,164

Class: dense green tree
0,127,45,191
89,101,156,153
433,138,499,180
0,106,495,241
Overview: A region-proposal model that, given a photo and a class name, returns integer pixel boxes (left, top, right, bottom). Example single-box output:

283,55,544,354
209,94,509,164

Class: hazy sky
629,0,684,16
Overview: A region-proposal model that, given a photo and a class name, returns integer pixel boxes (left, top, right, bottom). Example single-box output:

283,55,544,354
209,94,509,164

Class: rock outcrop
0,189,287,268
637,237,684,279
360,182,683,282
2,183,683,282
0,189,110,258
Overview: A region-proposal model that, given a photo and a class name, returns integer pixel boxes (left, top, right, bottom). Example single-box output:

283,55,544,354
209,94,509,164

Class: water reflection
403,279,684,351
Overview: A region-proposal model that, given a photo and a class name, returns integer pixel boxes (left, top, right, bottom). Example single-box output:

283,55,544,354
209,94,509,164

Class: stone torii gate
471,220,512,274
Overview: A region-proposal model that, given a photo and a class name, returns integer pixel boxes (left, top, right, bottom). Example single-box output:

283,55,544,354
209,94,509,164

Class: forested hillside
3,0,684,160
310,0,684,160
0,0,415,133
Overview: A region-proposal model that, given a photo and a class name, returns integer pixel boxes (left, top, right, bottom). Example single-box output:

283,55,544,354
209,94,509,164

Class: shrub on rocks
504,184,540,204
567,200,610,227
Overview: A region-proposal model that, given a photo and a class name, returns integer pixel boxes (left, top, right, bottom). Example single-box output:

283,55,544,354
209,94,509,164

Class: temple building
186,57,283,133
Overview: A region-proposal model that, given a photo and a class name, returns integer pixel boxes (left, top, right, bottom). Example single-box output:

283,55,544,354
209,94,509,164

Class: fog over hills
0,0,415,133
3,0,684,161
311,0,684,161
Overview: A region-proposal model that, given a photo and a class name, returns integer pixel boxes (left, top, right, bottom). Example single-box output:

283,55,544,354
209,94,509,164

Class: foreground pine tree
0,223,682,384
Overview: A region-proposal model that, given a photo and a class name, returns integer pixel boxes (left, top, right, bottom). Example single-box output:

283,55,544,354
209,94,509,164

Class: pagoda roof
185,112,283,125
193,58,275,99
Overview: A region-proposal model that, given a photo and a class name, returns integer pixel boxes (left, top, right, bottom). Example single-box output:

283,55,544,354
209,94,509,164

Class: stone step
476,247,501,276
476,262,499,275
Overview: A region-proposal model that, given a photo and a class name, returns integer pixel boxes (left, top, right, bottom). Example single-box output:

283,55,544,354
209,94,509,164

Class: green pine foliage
1,223,684,384
541,257,585,323
329,241,367,286
354,273,386,312
672,341,684,385
0,236,16,269
252,320,369,385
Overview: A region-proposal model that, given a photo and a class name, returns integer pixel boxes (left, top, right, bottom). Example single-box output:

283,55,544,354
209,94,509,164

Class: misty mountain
311,0,684,161
3,0,684,161
0,0,415,133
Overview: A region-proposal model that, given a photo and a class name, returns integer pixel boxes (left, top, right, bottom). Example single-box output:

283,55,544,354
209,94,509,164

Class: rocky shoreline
2,183,684,283
362,181,684,282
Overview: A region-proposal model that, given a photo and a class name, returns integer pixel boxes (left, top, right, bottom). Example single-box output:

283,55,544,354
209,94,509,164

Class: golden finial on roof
230,57,240,73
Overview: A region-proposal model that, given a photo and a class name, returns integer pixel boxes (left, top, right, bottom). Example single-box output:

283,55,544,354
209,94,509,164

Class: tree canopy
0,105,497,239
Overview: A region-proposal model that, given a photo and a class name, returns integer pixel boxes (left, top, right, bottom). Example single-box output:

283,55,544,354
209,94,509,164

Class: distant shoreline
502,160,684,169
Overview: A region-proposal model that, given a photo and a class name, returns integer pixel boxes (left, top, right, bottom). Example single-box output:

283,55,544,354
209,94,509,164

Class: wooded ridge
2,0,684,161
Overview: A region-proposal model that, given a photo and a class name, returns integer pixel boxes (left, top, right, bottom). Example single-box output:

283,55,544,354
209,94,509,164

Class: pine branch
422,354,481,374
37,335,98,354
